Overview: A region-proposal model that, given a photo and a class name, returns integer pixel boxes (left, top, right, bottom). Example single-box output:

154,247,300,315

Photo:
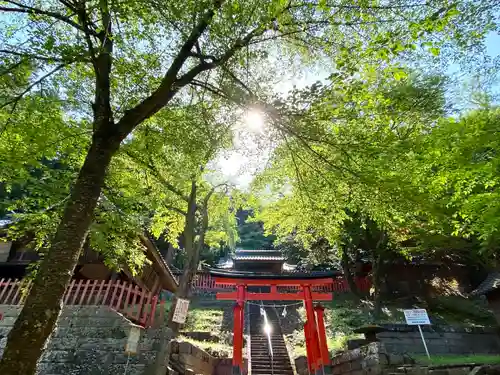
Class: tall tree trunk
165,243,176,266
341,246,360,297
372,253,383,320
166,181,198,334
372,232,386,321
0,136,120,375
166,182,213,333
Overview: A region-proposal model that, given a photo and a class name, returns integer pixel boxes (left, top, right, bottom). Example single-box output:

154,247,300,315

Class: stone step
252,363,292,368
252,361,292,365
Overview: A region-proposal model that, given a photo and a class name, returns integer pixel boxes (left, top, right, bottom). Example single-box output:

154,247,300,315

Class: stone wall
329,342,413,375
486,290,500,325
296,342,500,375
375,324,500,355
0,305,164,375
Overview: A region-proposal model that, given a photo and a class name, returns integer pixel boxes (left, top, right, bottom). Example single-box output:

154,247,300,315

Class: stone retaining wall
297,342,500,375
376,324,500,355
0,305,163,375
330,342,413,375
0,305,239,375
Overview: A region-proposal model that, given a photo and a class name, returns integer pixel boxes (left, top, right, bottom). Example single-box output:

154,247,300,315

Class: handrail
260,306,274,375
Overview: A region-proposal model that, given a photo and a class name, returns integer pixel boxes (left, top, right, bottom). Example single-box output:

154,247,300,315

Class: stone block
179,341,194,355
442,333,462,340
59,315,122,329
350,360,363,371
38,362,146,375
45,335,79,350
295,355,308,372
0,326,11,337
361,357,380,368
54,325,129,340
0,305,22,318
0,316,17,327
340,362,352,373
429,370,451,375
402,366,429,375
77,337,126,351
39,349,76,363
364,364,382,375
178,353,215,374
387,353,405,366
419,332,442,340
447,367,471,375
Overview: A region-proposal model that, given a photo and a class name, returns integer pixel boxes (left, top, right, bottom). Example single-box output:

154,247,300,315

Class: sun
244,110,265,133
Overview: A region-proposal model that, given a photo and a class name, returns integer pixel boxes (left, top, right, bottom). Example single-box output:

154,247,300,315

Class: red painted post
87,280,97,305
149,295,158,327
116,280,126,311
79,280,91,305
0,278,7,304
303,285,322,374
71,280,84,305
304,321,313,374
314,304,332,374
109,280,120,309
140,291,152,325
63,280,74,304
124,283,133,313
11,279,22,305
131,285,140,320
232,284,245,375
93,280,105,305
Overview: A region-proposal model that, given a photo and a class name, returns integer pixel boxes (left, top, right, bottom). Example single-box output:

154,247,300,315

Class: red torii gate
209,270,335,375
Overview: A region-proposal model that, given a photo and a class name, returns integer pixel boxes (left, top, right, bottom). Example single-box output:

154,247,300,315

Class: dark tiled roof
233,249,285,262
233,255,285,261
471,271,500,296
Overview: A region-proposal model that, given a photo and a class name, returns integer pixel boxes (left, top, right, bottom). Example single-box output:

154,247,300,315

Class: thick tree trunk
166,181,198,334
372,253,383,320
165,243,176,266
0,136,120,375
341,246,360,297
166,182,212,334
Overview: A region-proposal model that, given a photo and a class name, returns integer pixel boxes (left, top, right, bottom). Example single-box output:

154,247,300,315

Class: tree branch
1,2,98,36
0,49,88,63
164,205,187,216
115,0,225,133
124,150,190,202
202,183,230,208
189,79,232,101
0,63,67,110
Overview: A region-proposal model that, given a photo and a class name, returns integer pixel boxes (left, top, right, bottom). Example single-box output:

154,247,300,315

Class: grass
182,307,224,332
415,355,500,366
280,292,497,359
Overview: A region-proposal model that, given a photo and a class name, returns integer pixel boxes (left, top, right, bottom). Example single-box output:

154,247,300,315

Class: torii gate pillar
315,304,333,375
232,285,245,375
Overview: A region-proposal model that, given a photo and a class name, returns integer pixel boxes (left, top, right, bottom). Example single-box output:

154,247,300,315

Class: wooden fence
0,275,371,328
189,273,371,294
0,278,158,327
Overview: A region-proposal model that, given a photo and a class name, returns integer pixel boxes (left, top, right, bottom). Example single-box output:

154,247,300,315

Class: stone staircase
249,304,294,375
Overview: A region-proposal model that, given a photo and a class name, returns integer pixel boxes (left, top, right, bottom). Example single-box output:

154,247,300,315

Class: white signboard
404,309,431,359
125,326,141,354
172,298,190,324
404,309,431,326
